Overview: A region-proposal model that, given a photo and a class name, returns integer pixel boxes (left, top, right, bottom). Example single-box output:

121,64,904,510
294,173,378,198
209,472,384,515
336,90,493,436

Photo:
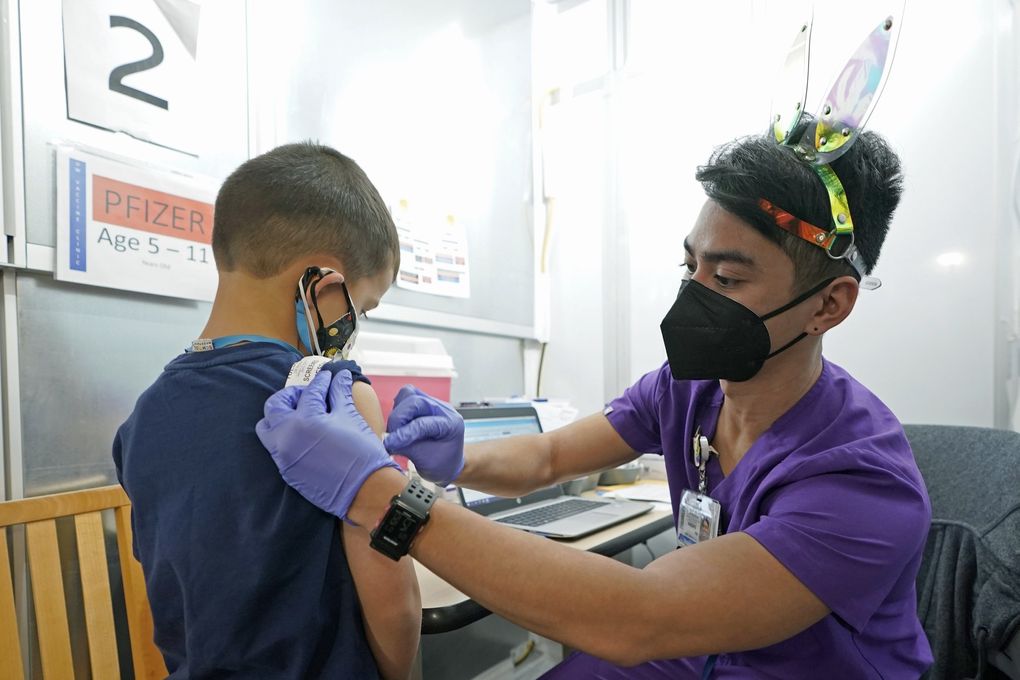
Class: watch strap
399,478,437,514
369,478,436,561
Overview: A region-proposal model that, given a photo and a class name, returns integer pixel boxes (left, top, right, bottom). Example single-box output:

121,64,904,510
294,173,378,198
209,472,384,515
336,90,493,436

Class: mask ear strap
297,267,323,355
766,332,808,360
308,278,326,329
760,276,836,322
760,276,837,360
303,267,345,330
341,281,358,320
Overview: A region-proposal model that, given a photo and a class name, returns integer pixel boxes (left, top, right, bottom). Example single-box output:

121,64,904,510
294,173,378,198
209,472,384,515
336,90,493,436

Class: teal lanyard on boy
188,335,301,356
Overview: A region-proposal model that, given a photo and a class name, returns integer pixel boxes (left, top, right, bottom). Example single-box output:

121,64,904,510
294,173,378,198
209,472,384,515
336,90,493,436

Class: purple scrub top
542,359,933,679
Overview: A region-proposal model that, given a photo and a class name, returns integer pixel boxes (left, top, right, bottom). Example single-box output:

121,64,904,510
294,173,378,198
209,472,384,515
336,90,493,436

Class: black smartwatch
369,478,437,561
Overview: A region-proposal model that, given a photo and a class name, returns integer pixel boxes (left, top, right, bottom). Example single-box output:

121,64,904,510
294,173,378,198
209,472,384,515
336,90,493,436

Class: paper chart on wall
393,200,471,299
54,144,218,301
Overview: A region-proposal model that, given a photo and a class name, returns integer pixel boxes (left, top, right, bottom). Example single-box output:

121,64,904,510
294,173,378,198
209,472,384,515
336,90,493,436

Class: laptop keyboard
496,498,607,527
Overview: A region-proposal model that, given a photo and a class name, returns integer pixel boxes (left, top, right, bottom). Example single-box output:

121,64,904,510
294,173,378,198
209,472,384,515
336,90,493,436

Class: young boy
113,143,419,679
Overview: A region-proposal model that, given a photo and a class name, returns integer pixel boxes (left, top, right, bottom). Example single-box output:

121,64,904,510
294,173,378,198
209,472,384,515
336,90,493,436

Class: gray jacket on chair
906,424,1020,680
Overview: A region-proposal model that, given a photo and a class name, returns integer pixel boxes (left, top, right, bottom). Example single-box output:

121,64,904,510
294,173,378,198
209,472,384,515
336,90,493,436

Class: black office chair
904,424,1020,680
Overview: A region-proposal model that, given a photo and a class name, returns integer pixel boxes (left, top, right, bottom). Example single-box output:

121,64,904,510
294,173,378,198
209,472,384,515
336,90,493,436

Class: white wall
819,0,1011,428
248,0,535,403
538,90,611,415
253,0,530,229
618,0,765,392
539,0,1018,429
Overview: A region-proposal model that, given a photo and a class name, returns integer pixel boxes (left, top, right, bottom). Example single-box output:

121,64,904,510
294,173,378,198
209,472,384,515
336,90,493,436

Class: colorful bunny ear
770,17,812,144
809,9,904,164
764,8,904,289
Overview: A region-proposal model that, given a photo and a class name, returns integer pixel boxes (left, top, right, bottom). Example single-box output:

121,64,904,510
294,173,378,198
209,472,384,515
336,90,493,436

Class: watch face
371,501,426,560
371,486,432,561
380,506,419,546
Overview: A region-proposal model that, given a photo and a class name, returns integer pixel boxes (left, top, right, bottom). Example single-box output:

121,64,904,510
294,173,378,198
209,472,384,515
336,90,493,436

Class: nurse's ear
806,276,858,335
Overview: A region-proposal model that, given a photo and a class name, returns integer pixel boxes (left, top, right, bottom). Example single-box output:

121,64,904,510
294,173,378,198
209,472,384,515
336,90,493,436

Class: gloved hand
383,386,465,486
257,369,400,520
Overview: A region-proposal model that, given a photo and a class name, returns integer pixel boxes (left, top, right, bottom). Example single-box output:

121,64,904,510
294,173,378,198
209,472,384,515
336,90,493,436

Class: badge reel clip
677,427,722,547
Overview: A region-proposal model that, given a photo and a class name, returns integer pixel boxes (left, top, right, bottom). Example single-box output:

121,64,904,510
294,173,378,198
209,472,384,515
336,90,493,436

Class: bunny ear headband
763,8,904,290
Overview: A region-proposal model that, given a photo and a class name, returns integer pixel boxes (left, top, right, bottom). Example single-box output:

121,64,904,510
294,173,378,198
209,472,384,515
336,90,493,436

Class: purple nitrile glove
383,386,465,486
256,369,400,521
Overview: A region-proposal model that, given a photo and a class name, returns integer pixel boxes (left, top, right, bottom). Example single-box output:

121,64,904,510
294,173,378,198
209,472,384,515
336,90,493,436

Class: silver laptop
456,406,652,539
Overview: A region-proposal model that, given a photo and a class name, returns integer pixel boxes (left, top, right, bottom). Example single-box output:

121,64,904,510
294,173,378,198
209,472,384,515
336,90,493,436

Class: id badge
677,489,721,547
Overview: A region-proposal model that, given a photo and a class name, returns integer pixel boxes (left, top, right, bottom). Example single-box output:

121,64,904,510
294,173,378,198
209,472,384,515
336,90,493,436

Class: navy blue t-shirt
113,343,380,679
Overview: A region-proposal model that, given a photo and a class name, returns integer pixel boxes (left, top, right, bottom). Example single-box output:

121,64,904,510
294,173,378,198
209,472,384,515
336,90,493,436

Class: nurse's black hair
212,142,400,281
695,116,904,288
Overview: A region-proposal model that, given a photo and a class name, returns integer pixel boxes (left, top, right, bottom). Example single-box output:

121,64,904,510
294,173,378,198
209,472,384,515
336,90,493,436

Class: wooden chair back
0,484,167,679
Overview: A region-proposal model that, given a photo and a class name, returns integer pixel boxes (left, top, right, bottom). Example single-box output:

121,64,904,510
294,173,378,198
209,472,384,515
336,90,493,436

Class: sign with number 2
62,0,201,154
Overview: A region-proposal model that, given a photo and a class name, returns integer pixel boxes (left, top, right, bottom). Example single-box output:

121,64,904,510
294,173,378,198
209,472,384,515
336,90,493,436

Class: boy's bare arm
343,380,421,680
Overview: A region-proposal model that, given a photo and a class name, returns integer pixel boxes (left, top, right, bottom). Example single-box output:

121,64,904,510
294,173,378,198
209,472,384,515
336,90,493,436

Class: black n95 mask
660,277,833,382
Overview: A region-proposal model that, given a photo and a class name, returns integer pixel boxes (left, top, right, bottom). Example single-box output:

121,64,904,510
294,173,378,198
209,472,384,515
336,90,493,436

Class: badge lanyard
692,426,715,497
188,335,301,355
189,335,334,388
677,426,722,547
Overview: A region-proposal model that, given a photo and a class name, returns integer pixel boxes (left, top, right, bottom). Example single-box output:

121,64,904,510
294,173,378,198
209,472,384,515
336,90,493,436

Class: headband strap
764,11,902,293
757,198,876,288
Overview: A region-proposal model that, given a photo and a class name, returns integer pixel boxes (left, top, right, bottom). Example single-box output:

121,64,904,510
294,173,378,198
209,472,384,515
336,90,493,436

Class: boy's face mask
295,266,359,359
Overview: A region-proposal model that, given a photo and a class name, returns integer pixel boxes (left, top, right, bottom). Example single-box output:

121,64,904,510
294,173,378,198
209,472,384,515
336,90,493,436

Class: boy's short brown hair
212,142,400,281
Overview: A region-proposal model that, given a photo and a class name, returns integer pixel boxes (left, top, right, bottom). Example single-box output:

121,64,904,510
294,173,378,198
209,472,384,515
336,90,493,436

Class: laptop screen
457,406,562,514
463,414,542,444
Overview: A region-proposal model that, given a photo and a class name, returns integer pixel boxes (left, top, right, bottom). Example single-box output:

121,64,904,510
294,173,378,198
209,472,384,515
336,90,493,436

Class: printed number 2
108,16,169,110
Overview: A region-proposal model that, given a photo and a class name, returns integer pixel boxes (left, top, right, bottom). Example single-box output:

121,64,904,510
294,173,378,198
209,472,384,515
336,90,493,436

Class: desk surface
416,493,674,634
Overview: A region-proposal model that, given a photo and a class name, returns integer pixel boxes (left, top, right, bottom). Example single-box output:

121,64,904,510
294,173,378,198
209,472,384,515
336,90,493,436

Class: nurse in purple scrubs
255,119,933,677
